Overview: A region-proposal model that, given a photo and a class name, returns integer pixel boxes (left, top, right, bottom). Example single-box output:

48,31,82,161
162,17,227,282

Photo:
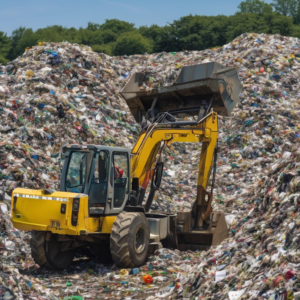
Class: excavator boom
130,112,218,217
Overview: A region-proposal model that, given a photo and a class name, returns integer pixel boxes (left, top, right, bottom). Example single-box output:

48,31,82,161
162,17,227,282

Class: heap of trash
1,32,300,299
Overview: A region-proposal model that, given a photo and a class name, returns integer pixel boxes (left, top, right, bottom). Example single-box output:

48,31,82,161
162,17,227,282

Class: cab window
88,151,109,215
113,152,128,208
66,152,87,193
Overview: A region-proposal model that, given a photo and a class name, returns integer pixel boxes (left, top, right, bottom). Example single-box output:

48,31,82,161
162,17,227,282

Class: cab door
105,150,130,215
88,150,109,215
112,151,129,208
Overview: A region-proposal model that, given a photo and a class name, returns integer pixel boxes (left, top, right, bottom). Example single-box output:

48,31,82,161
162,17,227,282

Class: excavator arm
121,62,242,249
130,111,218,227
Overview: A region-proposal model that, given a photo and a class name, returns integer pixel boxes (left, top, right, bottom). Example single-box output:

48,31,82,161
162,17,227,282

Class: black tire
30,231,51,268
110,212,150,268
30,231,75,270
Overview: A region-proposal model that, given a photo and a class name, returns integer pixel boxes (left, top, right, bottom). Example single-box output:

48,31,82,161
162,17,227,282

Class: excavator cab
60,145,131,216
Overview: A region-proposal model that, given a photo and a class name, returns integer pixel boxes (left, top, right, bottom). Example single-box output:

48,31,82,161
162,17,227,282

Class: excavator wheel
110,212,150,268
31,231,75,269
30,231,52,268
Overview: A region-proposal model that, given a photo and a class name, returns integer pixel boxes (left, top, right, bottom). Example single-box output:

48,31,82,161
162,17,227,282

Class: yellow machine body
11,188,116,235
11,111,219,244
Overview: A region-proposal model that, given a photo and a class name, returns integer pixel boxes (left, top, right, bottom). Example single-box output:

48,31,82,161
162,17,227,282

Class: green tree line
1,0,300,63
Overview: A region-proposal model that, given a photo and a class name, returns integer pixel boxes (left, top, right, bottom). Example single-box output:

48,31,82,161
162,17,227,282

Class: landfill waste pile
1,32,300,298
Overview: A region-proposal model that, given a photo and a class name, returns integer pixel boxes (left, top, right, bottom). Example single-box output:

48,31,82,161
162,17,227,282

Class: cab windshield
66,151,89,193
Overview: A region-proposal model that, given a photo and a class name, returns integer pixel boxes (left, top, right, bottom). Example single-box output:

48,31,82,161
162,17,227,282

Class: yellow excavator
11,62,242,269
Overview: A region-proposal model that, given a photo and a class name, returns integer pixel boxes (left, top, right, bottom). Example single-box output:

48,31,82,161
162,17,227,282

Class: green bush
113,32,153,56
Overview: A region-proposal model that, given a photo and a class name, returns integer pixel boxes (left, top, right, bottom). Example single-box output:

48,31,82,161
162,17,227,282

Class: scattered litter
1,32,300,299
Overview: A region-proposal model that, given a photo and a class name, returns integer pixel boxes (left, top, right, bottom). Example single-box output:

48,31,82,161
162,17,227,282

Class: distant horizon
0,0,273,36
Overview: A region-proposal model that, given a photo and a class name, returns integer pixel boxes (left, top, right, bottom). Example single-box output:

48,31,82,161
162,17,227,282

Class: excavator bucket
120,62,242,122
176,212,229,251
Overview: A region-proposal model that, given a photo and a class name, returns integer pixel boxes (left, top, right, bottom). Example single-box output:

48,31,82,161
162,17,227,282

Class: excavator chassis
29,211,228,258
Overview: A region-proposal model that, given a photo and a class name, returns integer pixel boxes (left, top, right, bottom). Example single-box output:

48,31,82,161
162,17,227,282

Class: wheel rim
135,227,145,254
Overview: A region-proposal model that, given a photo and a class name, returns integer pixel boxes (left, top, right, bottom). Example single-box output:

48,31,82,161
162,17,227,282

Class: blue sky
0,0,273,36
